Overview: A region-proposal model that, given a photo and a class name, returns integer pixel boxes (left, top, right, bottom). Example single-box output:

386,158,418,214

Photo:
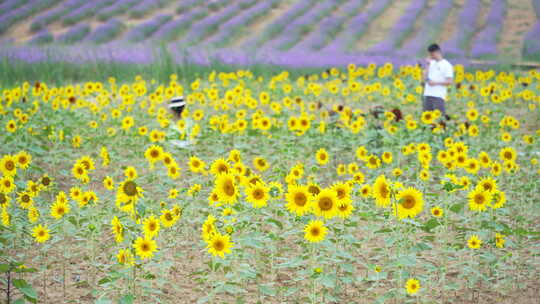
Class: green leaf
95,298,113,304
0,263,10,272
13,279,37,302
266,218,283,230
450,202,465,213
319,273,336,288
421,218,440,232
119,294,134,304
259,285,276,296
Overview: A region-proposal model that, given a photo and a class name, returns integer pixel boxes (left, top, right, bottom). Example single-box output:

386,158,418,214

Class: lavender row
442,0,481,58
180,0,258,46
151,7,209,41
264,0,346,51
0,0,28,15
399,0,454,56
130,0,172,19
522,0,540,60
1,43,475,68
30,0,87,32
152,0,232,41
125,14,172,42
86,18,125,44
322,0,391,53
58,23,91,44
242,0,315,50
290,0,366,52
469,0,506,58
97,0,143,21
28,28,53,45
62,0,116,26
368,0,428,54
203,0,280,48
0,0,62,34
176,0,203,14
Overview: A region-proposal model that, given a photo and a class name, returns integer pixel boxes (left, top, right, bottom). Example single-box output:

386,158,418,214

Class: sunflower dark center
214,240,225,251
310,227,320,236
402,195,415,209
294,193,307,206
123,181,138,196
319,197,333,211
253,189,264,200
5,160,14,171
223,180,235,196
41,177,50,186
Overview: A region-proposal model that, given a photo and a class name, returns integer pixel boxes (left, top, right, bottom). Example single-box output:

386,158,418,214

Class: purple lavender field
0,0,539,68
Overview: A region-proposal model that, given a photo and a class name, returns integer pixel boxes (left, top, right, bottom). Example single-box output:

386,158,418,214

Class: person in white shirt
422,43,453,117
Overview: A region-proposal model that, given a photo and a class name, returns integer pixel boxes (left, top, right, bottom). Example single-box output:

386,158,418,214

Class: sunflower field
1,64,540,303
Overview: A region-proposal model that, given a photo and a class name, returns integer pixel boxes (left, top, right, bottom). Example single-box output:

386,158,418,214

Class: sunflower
144,145,164,169
77,156,95,171
312,189,338,219
495,233,505,248
382,151,393,163
431,206,443,217
50,200,70,219
116,179,144,212
28,206,39,223
210,158,230,175
0,155,17,177
336,201,354,219
490,190,506,209
253,157,270,171
0,176,15,194
304,220,327,243
207,233,233,258
246,182,269,208
167,164,181,179
15,151,31,169
285,184,312,216
117,249,135,266
111,216,124,243
160,209,178,228
467,235,482,249
124,166,138,179
332,182,352,205
405,278,421,295
71,163,88,182
315,148,329,165
103,176,114,190
17,191,33,209
32,224,50,243
133,236,158,260
394,187,423,219
468,187,492,212
213,173,238,204
188,156,206,173
143,215,160,238
202,215,217,242
6,119,17,133
477,176,497,193
0,193,10,207
372,175,391,207
38,174,52,189
365,155,381,169
360,184,371,198
499,147,516,163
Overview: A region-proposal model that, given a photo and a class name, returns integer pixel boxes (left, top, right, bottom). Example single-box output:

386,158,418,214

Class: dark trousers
422,96,446,115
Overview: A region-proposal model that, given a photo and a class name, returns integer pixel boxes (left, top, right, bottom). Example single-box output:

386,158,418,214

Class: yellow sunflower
372,175,391,207
207,233,233,258
312,189,338,219
32,224,50,243
210,158,230,175
50,200,70,219
394,187,423,219
245,182,270,208
214,173,238,205
285,185,312,216
0,155,17,177
143,215,160,238
133,236,158,260
304,220,327,243
144,145,164,169
467,235,482,249
315,148,329,165
405,278,421,295
468,187,492,212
